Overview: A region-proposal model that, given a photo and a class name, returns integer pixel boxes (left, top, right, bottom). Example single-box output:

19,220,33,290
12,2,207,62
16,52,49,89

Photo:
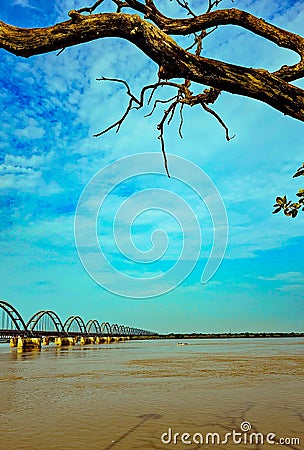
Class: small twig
94,98,133,136
159,134,170,178
56,47,65,56
178,103,184,138
96,77,140,105
174,0,196,17
206,0,222,13
77,0,104,14
195,31,204,56
201,103,235,140
167,101,178,125
147,84,159,105
205,25,218,37
157,101,180,177
185,27,218,57
207,0,234,13
138,81,181,106
185,34,199,52
93,76,232,177
196,27,218,55
145,95,178,117
113,0,129,12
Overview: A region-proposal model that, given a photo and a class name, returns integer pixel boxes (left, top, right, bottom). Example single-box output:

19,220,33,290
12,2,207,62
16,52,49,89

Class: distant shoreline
132,332,304,340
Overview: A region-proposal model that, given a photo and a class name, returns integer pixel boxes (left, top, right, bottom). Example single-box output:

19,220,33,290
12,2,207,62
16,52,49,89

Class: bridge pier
42,337,50,346
10,337,18,347
95,336,113,344
17,337,41,349
80,336,95,345
55,337,76,346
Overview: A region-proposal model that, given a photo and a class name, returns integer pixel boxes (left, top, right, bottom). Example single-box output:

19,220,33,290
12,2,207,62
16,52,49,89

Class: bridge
0,300,156,349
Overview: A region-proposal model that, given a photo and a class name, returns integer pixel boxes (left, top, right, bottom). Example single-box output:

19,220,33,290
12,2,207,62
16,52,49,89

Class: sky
0,0,303,333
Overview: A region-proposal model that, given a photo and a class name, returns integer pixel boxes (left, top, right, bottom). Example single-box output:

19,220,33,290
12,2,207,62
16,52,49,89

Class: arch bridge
0,300,155,349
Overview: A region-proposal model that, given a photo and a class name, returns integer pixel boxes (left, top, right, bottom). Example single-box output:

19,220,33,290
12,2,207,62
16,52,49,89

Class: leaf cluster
273,164,304,218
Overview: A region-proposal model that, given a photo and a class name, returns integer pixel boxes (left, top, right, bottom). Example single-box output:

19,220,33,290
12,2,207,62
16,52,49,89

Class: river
0,338,303,449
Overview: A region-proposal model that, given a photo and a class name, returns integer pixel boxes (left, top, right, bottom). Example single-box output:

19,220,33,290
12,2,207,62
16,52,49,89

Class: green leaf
272,207,281,214
276,196,286,205
293,168,304,178
296,188,304,197
291,210,298,218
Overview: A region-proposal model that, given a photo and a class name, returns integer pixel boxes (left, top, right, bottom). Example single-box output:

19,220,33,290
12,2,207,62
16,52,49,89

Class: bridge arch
27,310,65,334
0,300,28,333
64,316,87,334
86,319,101,335
118,325,125,335
111,323,119,335
101,321,111,335
133,328,144,336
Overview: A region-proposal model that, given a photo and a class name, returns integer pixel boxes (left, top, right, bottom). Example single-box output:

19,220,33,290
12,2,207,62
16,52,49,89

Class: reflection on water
0,338,303,449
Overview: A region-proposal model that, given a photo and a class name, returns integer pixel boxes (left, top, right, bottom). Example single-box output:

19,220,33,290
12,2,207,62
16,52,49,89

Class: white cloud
277,284,303,292
1,152,63,195
257,271,303,294
13,0,37,8
258,272,303,283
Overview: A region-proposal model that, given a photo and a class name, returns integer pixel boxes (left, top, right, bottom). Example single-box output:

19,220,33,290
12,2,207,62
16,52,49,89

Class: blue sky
0,0,303,333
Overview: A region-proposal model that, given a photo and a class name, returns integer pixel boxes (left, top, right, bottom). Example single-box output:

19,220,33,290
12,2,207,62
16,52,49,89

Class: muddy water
0,338,303,450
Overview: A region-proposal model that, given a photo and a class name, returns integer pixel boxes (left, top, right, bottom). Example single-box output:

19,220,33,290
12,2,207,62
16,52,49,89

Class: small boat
177,342,188,346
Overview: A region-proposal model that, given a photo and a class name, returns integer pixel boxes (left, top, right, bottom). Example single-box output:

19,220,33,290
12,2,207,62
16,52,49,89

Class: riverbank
132,331,304,340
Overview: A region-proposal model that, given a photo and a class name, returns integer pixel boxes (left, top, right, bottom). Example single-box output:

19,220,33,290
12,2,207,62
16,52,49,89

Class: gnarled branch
0,7,304,122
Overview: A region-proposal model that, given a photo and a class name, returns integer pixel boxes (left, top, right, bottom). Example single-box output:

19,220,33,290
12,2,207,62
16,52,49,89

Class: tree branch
92,76,233,176
77,0,105,14
1,12,304,123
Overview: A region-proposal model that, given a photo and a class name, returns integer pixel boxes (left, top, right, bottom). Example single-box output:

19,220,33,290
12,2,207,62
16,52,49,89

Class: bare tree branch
173,0,196,18
1,1,303,214
178,104,185,138
201,103,235,141
92,75,232,176
145,95,179,118
206,0,233,14
77,0,105,14
1,10,303,122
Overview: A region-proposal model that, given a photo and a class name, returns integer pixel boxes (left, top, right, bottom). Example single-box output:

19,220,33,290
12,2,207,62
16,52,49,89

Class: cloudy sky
0,0,303,333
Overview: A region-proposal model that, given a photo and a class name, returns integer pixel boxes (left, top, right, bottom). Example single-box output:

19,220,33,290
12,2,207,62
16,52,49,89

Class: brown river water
0,338,303,450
